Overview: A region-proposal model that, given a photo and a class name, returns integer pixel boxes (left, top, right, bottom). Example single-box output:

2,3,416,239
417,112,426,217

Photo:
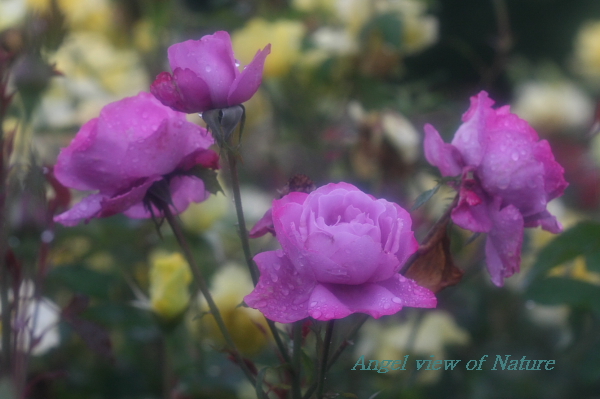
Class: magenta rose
54,92,219,226
424,91,568,286
151,31,270,113
244,183,437,323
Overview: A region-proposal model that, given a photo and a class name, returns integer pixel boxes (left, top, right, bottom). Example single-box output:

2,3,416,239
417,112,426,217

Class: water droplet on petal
270,274,279,282
511,152,519,161
392,297,403,304
383,303,391,310
255,300,267,308
312,310,322,319
310,301,318,307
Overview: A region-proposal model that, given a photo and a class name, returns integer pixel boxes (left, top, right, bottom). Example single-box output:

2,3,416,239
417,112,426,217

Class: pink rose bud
424,91,568,286
244,182,437,323
151,31,271,113
54,92,219,226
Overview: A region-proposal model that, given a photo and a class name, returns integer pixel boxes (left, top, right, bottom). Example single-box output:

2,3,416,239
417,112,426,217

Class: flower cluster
424,91,568,286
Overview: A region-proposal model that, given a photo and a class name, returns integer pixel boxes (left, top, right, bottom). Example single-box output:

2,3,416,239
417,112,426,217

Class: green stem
302,315,367,399
222,122,290,366
162,206,258,387
292,321,303,399
316,321,334,399
224,147,258,285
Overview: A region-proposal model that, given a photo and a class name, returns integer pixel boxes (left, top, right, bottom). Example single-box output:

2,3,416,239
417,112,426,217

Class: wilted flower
54,92,219,226
149,252,192,320
245,182,436,323
151,31,270,113
232,19,304,78
424,91,568,286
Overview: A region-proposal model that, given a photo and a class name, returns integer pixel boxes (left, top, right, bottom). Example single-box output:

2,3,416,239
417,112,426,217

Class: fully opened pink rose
151,31,271,113
54,92,219,226
424,91,568,286
244,183,437,323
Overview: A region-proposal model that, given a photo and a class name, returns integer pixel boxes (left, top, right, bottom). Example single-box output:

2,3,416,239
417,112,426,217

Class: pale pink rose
54,92,218,226
244,182,436,323
151,31,270,113
424,91,568,286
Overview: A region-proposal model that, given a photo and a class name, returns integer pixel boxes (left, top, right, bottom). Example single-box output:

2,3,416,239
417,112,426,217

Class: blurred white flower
0,281,60,356
0,0,26,31
513,80,594,134
312,27,359,56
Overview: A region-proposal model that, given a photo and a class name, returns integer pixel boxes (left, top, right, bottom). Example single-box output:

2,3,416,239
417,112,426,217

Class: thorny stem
292,321,303,399
216,114,290,366
224,148,259,285
162,206,258,387
316,321,334,399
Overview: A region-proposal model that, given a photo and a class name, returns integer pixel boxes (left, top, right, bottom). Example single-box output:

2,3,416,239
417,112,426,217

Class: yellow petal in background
232,18,305,78
149,252,192,321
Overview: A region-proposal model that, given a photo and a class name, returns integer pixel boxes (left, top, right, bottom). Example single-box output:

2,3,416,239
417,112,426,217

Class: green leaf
411,184,440,211
47,265,116,299
528,221,600,281
360,14,403,50
525,277,600,313
187,166,223,195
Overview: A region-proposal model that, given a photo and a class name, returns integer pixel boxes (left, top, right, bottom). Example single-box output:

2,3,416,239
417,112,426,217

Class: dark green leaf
360,14,403,50
411,184,440,211
525,277,600,313
187,166,223,195
528,221,600,281
47,265,115,299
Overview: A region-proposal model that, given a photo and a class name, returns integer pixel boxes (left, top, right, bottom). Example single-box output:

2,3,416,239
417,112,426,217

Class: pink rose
54,92,219,226
151,31,271,113
244,183,437,323
424,91,568,286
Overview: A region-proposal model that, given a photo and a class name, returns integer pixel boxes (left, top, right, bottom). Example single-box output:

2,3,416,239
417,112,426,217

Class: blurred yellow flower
232,19,305,78
357,310,469,384
37,31,149,128
548,256,600,285
149,251,192,320
180,192,230,234
574,20,600,82
198,263,269,355
27,0,112,33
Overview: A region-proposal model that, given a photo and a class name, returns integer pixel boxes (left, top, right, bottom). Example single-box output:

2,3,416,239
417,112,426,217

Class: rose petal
244,250,315,323
249,208,275,238
308,274,436,320
54,194,104,226
228,44,271,106
168,32,238,107
423,123,463,176
172,68,214,112
533,139,569,200
485,202,524,287
451,91,495,166
150,72,191,113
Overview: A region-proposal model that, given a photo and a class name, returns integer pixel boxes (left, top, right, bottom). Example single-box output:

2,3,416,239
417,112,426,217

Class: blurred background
1,0,600,398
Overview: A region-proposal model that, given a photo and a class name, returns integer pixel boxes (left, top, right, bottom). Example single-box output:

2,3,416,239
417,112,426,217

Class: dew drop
271,274,279,282
312,310,322,318
511,152,519,161
255,300,267,308
310,301,318,307
205,66,212,72
391,297,402,304
383,303,391,310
